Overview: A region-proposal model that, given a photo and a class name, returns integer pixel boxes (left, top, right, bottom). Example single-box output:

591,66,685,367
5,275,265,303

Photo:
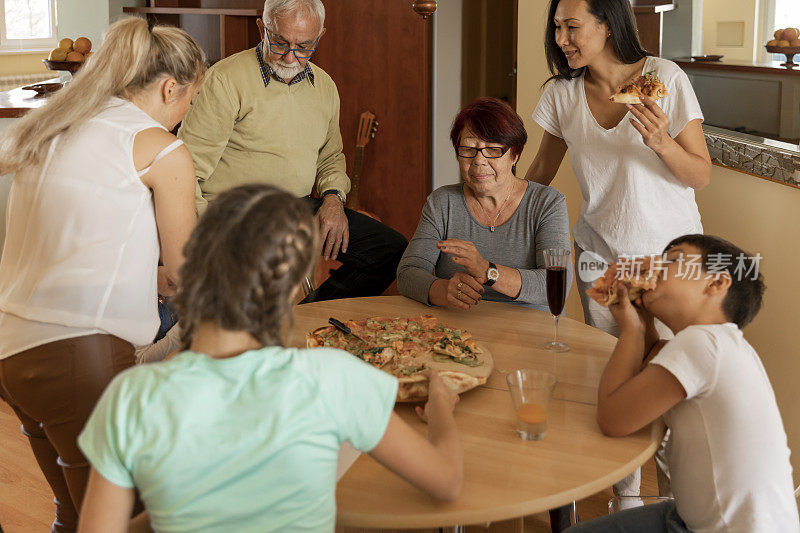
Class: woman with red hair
398,97,571,311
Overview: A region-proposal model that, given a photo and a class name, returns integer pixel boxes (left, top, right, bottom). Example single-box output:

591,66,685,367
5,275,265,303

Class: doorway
462,0,518,109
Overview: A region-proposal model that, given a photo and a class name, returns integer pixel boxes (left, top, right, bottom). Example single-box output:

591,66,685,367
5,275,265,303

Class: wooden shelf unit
122,2,263,63
123,7,260,16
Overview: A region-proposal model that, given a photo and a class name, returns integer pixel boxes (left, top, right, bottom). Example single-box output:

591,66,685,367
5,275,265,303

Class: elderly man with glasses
179,0,407,302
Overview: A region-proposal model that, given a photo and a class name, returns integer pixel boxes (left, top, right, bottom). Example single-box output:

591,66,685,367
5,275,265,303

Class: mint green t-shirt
78,346,398,533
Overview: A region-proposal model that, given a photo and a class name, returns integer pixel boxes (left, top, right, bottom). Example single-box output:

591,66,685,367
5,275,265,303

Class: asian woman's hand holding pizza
627,95,672,154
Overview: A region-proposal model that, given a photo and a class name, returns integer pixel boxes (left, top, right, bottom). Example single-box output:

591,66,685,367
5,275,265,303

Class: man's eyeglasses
266,30,320,60
456,146,510,159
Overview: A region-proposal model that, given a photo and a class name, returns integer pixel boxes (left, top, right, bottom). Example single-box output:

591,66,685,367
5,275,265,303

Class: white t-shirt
532,56,704,262
650,323,799,533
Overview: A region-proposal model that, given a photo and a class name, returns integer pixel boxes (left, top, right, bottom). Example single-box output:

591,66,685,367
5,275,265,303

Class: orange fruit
65,51,84,62
777,39,791,48
48,47,67,61
73,37,92,55
58,38,73,51
775,29,784,40
783,28,799,41
516,403,547,424
791,39,800,48
767,39,779,47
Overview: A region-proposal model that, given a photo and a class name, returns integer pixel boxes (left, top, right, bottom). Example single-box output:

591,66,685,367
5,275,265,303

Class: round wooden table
289,296,665,530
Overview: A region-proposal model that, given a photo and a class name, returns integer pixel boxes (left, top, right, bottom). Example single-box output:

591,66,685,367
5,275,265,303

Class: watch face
488,267,500,281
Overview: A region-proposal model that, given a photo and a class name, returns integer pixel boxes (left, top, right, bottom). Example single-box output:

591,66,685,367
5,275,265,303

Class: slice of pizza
433,336,484,366
609,71,669,104
586,256,661,307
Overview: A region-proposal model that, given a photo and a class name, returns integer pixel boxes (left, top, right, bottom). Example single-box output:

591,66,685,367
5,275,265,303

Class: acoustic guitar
348,110,380,219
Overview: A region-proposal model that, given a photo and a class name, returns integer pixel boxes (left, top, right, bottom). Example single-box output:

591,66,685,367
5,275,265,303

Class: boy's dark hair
544,0,649,83
664,234,765,329
173,184,319,350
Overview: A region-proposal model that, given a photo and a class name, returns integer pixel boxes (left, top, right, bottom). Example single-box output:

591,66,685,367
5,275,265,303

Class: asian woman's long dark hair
544,0,649,83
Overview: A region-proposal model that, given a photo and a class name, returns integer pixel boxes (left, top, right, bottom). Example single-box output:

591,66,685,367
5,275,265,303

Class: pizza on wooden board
307,315,493,402
586,256,661,307
609,71,669,104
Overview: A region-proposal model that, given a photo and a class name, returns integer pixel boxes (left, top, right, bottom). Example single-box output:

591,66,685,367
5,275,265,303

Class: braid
173,185,319,351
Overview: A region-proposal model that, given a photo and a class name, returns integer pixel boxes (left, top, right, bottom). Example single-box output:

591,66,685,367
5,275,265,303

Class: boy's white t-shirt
532,56,704,262
650,323,799,533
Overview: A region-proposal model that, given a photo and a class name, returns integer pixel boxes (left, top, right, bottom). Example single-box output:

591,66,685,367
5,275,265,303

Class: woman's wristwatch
485,262,499,286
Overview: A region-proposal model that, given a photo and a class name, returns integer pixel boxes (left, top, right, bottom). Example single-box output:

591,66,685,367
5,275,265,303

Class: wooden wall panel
312,2,433,239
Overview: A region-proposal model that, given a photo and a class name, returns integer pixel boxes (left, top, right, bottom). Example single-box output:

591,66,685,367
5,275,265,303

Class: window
773,0,800,31
0,0,57,52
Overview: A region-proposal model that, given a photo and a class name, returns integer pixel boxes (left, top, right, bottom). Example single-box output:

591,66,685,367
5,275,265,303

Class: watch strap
321,189,345,204
485,262,498,287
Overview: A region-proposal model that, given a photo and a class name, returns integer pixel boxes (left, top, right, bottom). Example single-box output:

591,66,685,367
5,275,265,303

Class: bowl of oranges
43,37,93,74
766,28,800,67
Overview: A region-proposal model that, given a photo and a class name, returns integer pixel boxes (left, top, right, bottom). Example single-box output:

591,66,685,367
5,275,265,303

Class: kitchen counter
0,78,60,118
674,58,800,77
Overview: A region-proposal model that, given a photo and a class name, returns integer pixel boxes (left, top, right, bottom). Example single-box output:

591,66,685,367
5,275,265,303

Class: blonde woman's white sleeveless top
0,97,179,358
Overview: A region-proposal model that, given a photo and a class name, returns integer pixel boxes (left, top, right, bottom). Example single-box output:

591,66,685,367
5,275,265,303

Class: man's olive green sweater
178,47,349,213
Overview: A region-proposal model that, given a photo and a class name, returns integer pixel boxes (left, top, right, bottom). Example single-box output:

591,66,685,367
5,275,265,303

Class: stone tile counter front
704,126,800,190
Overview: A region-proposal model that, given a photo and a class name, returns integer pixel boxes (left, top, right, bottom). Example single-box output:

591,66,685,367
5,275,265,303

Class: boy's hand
415,370,459,423
608,284,652,335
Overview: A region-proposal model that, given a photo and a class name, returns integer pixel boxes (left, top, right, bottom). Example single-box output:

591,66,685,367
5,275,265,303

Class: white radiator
0,73,54,92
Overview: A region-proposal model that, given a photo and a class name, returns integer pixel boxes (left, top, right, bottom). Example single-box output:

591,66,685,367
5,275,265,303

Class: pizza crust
609,85,645,104
609,72,669,104
396,371,485,402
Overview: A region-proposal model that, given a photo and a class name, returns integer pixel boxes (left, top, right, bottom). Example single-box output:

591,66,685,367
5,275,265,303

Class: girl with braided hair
75,184,463,532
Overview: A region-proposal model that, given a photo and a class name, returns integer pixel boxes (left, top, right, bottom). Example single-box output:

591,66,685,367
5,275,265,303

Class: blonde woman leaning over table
76,185,463,533
398,97,572,312
0,18,204,533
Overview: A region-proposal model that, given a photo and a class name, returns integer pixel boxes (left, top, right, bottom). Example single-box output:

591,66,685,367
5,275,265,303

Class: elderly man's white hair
262,0,326,33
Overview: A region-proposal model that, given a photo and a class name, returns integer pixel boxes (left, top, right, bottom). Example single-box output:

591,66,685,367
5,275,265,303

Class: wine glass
542,248,570,352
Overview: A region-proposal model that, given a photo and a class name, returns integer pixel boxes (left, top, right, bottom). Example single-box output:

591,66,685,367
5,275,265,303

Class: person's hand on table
428,272,484,311
608,284,653,337
437,239,489,282
316,194,349,260
628,95,672,154
415,370,459,423
157,265,177,297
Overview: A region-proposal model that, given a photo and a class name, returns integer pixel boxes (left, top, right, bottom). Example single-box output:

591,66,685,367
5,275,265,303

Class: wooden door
462,0,518,109
312,2,433,238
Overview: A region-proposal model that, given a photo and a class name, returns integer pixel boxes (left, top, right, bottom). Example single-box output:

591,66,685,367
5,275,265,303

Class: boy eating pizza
567,234,799,532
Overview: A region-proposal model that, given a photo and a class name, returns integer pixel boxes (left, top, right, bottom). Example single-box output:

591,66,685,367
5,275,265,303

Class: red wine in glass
546,266,567,316
543,249,570,352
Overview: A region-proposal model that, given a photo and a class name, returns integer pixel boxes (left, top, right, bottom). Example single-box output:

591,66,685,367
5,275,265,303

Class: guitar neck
349,146,365,210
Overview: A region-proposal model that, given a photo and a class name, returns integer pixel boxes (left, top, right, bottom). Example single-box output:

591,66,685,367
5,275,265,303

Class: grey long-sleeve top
397,182,573,312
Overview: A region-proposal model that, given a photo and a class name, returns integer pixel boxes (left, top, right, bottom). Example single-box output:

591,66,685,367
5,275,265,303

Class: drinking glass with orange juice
506,370,557,440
